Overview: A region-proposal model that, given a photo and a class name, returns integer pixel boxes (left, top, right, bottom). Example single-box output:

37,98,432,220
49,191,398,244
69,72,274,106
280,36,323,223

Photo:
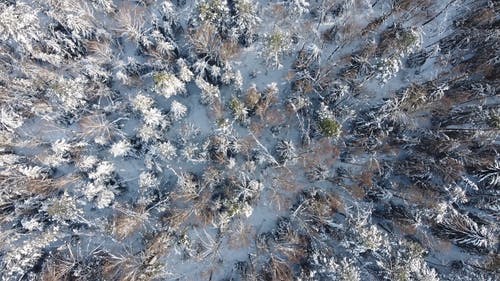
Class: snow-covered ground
0,0,498,280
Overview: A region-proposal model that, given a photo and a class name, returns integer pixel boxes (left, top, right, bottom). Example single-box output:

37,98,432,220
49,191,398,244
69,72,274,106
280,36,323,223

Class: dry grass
171,172,202,202
423,234,453,254
86,39,113,61
219,39,241,62
437,157,465,183
238,135,258,155
404,185,441,208
272,168,302,192
268,185,293,211
301,138,340,172
457,6,496,27
249,122,265,137
188,23,221,58
207,98,224,121
245,85,261,109
392,0,433,23
41,260,70,281
304,193,343,222
104,246,166,281
263,108,286,127
163,206,193,230
193,228,222,261
228,219,255,249
0,172,77,197
484,253,500,272
274,230,308,264
24,178,58,195
112,206,149,240
338,16,365,42
41,244,106,281
394,220,418,236
103,252,142,281
144,232,173,258
263,256,294,281
79,114,122,144
28,174,80,195
357,170,374,188
361,14,390,36
347,183,366,199
255,88,279,120
270,3,287,20
188,23,240,62
192,192,217,226
292,77,315,94
268,169,304,211
114,3,146,43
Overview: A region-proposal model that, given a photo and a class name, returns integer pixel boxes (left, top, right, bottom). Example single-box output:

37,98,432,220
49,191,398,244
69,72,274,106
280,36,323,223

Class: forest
0,0,498,280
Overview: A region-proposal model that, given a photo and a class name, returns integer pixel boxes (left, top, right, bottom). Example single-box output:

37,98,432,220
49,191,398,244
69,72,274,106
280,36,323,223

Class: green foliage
267,31,286,53
229,96,248,122
198,0,229,24
318,118,341,137
229,96,242,111
263,29,290,68
400,30,419,50
152,72,170,85
488,111,500,129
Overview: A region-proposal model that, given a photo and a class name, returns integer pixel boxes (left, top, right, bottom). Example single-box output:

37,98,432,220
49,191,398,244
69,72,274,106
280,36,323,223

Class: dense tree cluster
0,0,498,280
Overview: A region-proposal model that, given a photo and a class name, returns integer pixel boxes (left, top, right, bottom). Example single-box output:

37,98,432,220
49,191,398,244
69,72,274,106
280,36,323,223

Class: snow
0,0,498,280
